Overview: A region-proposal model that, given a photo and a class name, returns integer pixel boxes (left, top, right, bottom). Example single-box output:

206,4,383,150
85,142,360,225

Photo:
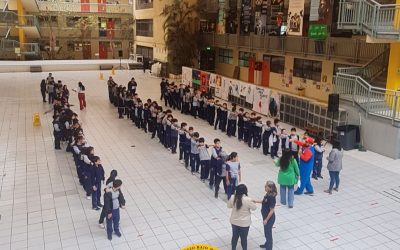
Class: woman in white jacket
228,184,257,250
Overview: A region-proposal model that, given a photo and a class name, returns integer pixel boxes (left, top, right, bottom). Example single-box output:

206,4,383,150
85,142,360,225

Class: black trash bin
336,125,360,150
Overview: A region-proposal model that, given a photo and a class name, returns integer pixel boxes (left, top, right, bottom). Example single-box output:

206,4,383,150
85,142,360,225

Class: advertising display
192,69,201,87
287,0,305,36
226,0,238,34
252,86,270,115
217,0,226,34
240,0,253,34
182,67,192,86
310,0,331,23
200,71,210,92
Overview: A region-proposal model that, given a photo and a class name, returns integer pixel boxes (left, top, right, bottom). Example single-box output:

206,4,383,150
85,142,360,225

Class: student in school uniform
207,98,216,126
190,132,200,174
237,108,244,141
198,137,211,182
179,123,187,163
72,136,86,186
219,103,228,132
160,78,167,101
52,115,62,150
156,107,164,142
280,128,289,152
192,91,199,119
161,111,172,147
81,146,95,200
243,112,250,143
210,139,226,195
142,103,150,133
47,81,55,105
198,93,204,119
227,106,238,137
40,79,47,103
247,113,256,148
90,156,105,210
165,114,173,150
312,137,326,180
184,126,193,168
104,180,126,241
98,170,118,228
117,93,125,119
253,116,263,149
179,84,185,112
214,100,221,130
262,121,273,156
170,118,179,154
270,119,280,159
288,128,300,164
225,152,242,200
182,87,191,115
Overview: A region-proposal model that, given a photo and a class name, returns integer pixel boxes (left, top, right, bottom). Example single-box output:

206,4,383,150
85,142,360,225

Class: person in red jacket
293,137,315,195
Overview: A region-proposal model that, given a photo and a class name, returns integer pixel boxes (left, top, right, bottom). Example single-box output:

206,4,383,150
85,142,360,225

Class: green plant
161,0,204,74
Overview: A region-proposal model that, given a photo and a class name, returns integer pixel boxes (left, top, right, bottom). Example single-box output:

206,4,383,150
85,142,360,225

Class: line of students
108,79,248,201
50,78,125,241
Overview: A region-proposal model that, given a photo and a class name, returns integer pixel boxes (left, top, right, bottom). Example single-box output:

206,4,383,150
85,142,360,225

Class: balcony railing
201,32,386,64
337,0,400,40
39,26,133,39
37,0,133,14
0,38,40,55
0,11,40,29
135,0,153,10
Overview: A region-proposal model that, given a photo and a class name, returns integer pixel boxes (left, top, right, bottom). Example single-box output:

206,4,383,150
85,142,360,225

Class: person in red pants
77,82,86,110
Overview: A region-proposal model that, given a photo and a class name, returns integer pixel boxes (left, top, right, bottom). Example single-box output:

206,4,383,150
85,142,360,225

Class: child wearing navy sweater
91,156,105,210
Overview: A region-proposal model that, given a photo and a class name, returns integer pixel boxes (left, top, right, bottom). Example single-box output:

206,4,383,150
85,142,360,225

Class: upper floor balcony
201,32,386,65
37,0,133,15
0,11,41,38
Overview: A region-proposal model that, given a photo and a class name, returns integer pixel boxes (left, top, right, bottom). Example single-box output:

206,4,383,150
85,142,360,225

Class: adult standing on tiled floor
324,140,344,194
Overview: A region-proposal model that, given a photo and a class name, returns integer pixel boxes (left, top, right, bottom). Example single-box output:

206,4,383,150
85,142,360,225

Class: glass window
239,51,255,67
218,49,233,64
293,58,322,81
136,19,153,37
263,55,285,74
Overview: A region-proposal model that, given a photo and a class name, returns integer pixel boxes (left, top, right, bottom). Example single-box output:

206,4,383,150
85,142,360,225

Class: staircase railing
334,49,400,124
338,0,400,38
0,38,40,55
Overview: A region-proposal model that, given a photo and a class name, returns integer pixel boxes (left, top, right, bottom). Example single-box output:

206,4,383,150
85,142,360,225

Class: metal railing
0,38,40,55
201,32,386,64
0,11,40,28
338,0,400,39
334,73,400,123
0,0,8,11
39,26,133,39
37,0,133,14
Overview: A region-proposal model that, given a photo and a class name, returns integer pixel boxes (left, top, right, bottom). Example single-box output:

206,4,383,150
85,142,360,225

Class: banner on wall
217,0,226,34
214,75,223,98
182,67,192,85
226,0,237,34
221,77,231,100
252,86,270,115
200,71,210,92
310,0,331,23
287,0,305,36
209,73,217,87
192,69,201,87
246,84,255,104
240,0,252,34
231,80,241,97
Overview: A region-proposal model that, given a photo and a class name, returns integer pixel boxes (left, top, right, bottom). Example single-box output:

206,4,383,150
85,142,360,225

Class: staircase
338,0,400,40
334,48,400,125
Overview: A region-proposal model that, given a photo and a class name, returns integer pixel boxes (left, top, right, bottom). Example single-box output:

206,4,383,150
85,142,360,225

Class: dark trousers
262,133,270,155
48,92,54,104
253,132,262,148
227,120,237,137
247,132,253,147
99,208,106,224
214,116,220,130
54,131,61,149
313,157,323,178
220,119,227,132
200,160,210,180
190,153,200,173
227,177,237,200
41,91,46,102
184,149,190,167
263,214,275,250
179,143,184,160
91,183,101,208
192,106,198,118
83,174,92,196
271,141,279,158
106,208,120,237
243,129,249,143
291,150,299,164
328,171,340,190
171,136,178,153
214,175,227,195
238,126,244,141
118,107,124,118
231,224,250,250
208,112,215,126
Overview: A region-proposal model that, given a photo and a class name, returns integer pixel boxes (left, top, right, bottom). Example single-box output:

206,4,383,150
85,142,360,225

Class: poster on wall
240,0,253,34
226,0,238,34
310,0,331,23
200,71,210,92
208,73,217,87
214,75,223,98
252,87,270,115
221,77,231,100
254,0,262,35
246,84,255,104
287,0,305,36
268,89,280,117
192,69,201,87
182,67,192,86
217,0,226,34
231,80,241,97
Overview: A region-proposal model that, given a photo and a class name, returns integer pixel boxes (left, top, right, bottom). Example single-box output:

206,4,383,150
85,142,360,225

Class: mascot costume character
293,137,315,195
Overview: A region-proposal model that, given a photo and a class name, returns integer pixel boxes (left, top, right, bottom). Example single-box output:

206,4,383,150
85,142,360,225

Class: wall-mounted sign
308,24,328,40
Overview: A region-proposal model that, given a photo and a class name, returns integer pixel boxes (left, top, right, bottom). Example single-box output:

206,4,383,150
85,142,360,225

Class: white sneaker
98,223,105,229
86,196,91,200
179,160,184,164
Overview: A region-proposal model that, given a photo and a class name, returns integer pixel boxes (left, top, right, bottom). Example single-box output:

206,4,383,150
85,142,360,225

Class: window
293,58,322,81
66,17,81,28
136,0,153,10
136,19,153,37
263,55,285,74
239,51,255,67
218,49,233,64
136,45,153,59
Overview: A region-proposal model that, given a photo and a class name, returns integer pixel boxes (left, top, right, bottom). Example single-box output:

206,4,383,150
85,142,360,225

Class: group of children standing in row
48,75,126,241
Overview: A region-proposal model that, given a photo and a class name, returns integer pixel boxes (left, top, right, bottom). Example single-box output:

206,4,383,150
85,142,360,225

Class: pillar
386,0,400,91
16,0,26,53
